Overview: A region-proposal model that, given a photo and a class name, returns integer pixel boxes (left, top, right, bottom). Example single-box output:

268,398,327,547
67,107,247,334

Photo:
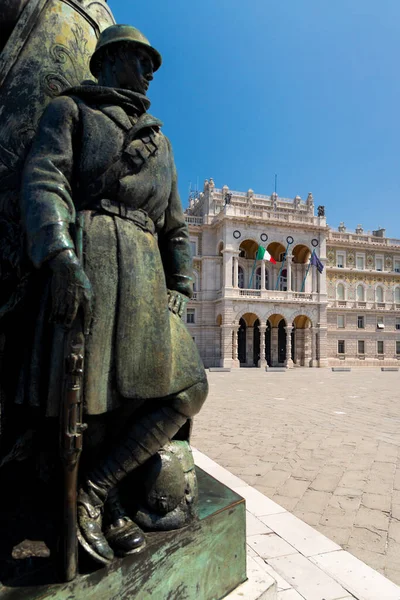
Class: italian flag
256,245,276,264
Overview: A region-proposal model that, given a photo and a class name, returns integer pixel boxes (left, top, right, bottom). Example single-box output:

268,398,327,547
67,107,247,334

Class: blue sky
110,1,400,236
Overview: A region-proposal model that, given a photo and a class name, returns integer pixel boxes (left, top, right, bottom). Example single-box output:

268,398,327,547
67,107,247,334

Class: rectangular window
357,316,365,329
358,340,365,354
338,340,345,354
190,241,197,258
186,308,195,324
396,341,400,355
377,341,384,354
396,318,400,331
376,257,383,271
356,256,365,270
377,316,384,329
337,254,344,268
395,260,400,273
337,315,345,328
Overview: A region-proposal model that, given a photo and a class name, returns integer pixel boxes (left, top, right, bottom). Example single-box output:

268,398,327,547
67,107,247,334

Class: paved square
191,368,400,585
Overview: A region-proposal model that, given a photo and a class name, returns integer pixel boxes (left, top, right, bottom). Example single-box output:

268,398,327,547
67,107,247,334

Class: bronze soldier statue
20,24,208,566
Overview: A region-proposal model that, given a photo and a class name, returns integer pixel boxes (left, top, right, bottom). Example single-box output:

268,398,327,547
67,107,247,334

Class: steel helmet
90,24,162,77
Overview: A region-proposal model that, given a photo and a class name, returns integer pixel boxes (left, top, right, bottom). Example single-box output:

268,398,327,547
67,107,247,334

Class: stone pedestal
0,468,246,600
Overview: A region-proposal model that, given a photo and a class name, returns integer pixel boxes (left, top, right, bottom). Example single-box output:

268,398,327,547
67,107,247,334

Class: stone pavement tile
251,555,292,591
338,471,368,490
347,526,387,554
386,539,400,572
361,492,391,512
231,485,287,517
329,494,361,513
364,478,393,496
276,477,310,500
227,553,277,600
317,525,352,546
260,511,340,557
392,504,400,520
333,487,364,497
394,467,400,491
248,533,297,560
389,522,400,544
272,495,300,512
349,547,386,573
277,590,304,599
295,490,331,514
311,549,400,600
354,506,390,533
320,506,358,529
237,463,276,478
264,470,292,489
370,461,396,481
247,512,273,536
255,485,279,499
268,553,350,600
293,511,321,527
386,568,400,587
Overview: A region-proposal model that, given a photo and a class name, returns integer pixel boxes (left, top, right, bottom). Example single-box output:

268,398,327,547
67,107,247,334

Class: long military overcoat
20,85,205,416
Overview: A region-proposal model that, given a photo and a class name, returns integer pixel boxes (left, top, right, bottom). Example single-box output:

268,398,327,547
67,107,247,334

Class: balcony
220,288,317,302
329,300,400,310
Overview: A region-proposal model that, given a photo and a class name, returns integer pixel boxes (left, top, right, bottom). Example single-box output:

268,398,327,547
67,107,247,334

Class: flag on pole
310,251,324,274
256,245,277,264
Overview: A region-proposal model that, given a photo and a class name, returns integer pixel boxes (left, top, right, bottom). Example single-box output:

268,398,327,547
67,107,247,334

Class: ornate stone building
184,180,400,368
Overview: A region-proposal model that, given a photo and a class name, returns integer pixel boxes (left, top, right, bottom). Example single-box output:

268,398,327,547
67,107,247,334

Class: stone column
223,251,233,290
270,266,275,290
233,256,239,288
232,327,240,368
285,326,294,368
220,325,233,368
287,253,292,292
261,260,266,290
312,264,316,293
317,325,328,368
258,326,267,368
310,327,317,367
271,326,279,366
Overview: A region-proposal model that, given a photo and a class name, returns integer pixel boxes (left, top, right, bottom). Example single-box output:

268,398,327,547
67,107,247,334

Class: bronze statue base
0,467,246,600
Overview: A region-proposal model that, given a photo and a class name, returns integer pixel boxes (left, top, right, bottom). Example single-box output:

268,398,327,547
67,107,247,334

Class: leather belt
98,199,155,235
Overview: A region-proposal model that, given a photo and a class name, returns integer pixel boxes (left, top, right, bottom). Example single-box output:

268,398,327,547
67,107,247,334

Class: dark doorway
238,318,246,364
278,319,286,363
253,319,260,366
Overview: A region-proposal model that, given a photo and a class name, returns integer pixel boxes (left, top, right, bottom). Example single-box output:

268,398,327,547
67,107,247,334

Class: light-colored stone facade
183,180,400,368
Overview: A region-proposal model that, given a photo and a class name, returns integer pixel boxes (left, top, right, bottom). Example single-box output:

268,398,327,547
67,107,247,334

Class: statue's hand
48,249,93,334
167,290,188,319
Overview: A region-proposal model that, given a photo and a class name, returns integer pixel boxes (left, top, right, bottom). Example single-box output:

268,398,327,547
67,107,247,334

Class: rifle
60,213,88,582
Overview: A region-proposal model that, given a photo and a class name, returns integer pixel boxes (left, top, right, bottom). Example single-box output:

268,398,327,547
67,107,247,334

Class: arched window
376,286,384,303
356,284,365,302
395,287,400,305
337,283,345,300
238,266,245,289
279,269,288,291
255,268,261,290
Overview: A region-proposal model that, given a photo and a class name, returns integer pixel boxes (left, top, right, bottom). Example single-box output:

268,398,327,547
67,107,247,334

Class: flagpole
249,257,258,289
300,249,315,293
275,242,290,290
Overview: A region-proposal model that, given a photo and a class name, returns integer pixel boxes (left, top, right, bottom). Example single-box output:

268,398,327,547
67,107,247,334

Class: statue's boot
77,479,114,564
78,380,208,563
105,487,146,555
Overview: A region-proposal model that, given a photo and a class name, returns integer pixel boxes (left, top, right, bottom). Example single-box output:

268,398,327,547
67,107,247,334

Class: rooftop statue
0,11,208,582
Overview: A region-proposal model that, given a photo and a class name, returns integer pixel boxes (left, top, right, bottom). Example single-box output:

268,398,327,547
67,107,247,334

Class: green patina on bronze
0,469,247,600
0,2,216,590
